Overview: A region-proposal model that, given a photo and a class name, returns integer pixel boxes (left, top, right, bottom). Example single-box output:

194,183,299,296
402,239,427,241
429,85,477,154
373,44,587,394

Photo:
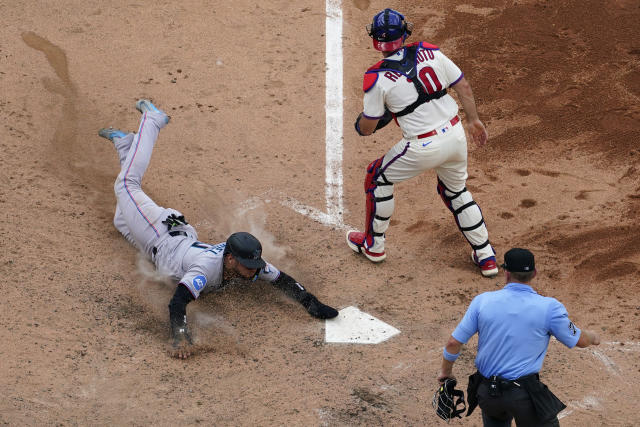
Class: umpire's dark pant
477,382,560,427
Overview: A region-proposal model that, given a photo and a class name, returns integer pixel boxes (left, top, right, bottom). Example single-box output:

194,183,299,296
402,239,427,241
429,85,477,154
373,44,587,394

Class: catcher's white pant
112,111,196,260
367,118,494,261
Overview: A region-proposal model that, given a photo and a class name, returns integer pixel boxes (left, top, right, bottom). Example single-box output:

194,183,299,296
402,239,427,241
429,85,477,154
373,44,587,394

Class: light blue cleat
135,99,170,124
98,127,128,141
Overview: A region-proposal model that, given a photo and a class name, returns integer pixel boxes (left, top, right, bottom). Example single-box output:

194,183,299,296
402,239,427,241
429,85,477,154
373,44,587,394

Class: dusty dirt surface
1,0,638,425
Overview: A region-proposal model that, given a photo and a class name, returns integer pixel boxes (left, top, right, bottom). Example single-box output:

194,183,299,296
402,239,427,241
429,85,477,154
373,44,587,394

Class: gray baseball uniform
111,111,279,298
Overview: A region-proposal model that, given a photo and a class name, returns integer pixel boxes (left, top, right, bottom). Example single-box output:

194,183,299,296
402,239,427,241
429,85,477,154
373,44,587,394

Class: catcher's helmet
367,8,413,52
224,232,266,270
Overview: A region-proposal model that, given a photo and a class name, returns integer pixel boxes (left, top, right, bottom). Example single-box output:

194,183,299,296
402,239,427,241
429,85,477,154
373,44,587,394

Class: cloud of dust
133,253,175,320
192,186,292,269
133,252,244,352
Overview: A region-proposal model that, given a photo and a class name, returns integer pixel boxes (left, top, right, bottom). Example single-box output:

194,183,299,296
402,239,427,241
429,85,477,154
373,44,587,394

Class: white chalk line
238,1,348,231
556,340,638,420
235,191,354,230
324,0,344,226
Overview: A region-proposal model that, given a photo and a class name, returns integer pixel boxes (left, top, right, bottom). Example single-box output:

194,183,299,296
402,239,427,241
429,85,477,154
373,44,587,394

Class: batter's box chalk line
238,191,354,230
235,2,348,231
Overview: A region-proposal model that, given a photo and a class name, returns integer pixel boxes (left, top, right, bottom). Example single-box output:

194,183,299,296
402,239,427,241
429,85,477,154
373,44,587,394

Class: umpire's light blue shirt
452,283,581,380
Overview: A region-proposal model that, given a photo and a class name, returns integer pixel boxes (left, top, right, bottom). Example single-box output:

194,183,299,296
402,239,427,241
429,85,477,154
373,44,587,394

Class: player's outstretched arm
168,284,196,359
271,272,339,319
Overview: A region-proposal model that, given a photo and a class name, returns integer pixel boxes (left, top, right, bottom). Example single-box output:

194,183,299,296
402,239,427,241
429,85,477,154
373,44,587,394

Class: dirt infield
1,0,638,425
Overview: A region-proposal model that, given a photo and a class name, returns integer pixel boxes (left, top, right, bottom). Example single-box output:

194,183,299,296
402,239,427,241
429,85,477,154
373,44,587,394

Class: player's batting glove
171,316,193,348
301,294,339,319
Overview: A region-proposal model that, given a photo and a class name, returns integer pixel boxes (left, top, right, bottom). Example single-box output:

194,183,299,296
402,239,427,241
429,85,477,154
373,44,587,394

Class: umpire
437,248,601,426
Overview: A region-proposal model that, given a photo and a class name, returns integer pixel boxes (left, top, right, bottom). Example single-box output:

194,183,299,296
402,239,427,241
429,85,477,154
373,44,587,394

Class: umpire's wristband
443,347,460,362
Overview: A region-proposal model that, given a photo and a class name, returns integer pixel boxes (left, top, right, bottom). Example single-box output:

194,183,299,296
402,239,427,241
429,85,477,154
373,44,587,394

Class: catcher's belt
433,378,466,422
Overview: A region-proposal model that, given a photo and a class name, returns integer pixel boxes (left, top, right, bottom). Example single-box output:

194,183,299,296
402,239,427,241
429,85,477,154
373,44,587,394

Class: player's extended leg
99,128,139,244
112,100,171,257
346,139,425,262
346,157,392,262
113,204,139,248
98,128,135,166
436,164,497,277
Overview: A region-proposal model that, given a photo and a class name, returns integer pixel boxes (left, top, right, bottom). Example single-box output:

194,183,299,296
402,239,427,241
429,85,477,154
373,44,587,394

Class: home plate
325,306,400,344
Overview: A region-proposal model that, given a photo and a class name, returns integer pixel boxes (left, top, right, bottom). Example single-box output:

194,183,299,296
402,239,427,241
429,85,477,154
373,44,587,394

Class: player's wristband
443,347,460,362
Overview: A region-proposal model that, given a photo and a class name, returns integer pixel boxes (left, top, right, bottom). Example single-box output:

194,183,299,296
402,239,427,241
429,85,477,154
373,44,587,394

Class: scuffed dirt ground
1,0,638,425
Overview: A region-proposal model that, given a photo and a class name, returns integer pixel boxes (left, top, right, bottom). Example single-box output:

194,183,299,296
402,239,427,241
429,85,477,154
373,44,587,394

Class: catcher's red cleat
346,230,386,262
472,251,499,277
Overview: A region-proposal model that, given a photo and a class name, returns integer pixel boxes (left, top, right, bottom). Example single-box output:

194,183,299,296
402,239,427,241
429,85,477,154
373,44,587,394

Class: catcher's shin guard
364,157,394,255
437,178,493,261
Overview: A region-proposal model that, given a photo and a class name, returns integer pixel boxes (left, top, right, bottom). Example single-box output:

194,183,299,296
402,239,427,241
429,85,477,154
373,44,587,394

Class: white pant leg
113,112,170,256
113,204,139,249
374,123,493,259
113,133,135,167
383,123,466,183
433,124,468,191
435,125,494,261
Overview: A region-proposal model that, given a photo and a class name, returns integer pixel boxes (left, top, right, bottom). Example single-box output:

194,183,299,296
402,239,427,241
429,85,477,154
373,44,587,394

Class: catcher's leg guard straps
437,178,491,253
364,158,394,251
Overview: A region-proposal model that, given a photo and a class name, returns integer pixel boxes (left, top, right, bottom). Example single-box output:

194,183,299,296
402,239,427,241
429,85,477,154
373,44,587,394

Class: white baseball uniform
112,111,279,299
359,42,494,261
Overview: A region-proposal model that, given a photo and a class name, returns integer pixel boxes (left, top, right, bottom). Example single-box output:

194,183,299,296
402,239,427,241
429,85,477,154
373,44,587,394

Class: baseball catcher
347,8,499,277
98,99,338,359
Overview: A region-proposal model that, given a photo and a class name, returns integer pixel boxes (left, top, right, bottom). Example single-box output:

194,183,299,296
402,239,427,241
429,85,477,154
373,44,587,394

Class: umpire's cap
224,232,266,270
501,248,535,272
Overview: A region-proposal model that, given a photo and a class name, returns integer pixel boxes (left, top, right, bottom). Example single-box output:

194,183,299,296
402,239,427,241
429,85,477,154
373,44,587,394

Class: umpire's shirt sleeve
547,298,581,348
451,295,482,343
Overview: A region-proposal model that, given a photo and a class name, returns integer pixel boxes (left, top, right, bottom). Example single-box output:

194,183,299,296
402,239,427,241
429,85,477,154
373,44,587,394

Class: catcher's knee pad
437,178,490,252
364,157,394,249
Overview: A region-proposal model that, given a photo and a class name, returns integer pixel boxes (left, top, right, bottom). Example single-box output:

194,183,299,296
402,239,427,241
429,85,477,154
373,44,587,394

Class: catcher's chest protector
365,44,447,117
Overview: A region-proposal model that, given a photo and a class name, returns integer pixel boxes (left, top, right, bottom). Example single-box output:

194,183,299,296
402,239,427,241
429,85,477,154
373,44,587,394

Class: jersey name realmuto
363,43,463,138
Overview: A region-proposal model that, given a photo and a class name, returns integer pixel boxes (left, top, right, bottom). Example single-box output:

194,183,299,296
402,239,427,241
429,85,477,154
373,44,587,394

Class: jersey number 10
418,66,443,95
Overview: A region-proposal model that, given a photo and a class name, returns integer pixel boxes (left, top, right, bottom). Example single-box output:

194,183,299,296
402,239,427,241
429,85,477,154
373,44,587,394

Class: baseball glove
432,378,466,422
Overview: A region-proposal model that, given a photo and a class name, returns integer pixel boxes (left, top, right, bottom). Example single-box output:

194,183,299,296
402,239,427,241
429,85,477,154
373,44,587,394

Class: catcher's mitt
432,378,466,422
